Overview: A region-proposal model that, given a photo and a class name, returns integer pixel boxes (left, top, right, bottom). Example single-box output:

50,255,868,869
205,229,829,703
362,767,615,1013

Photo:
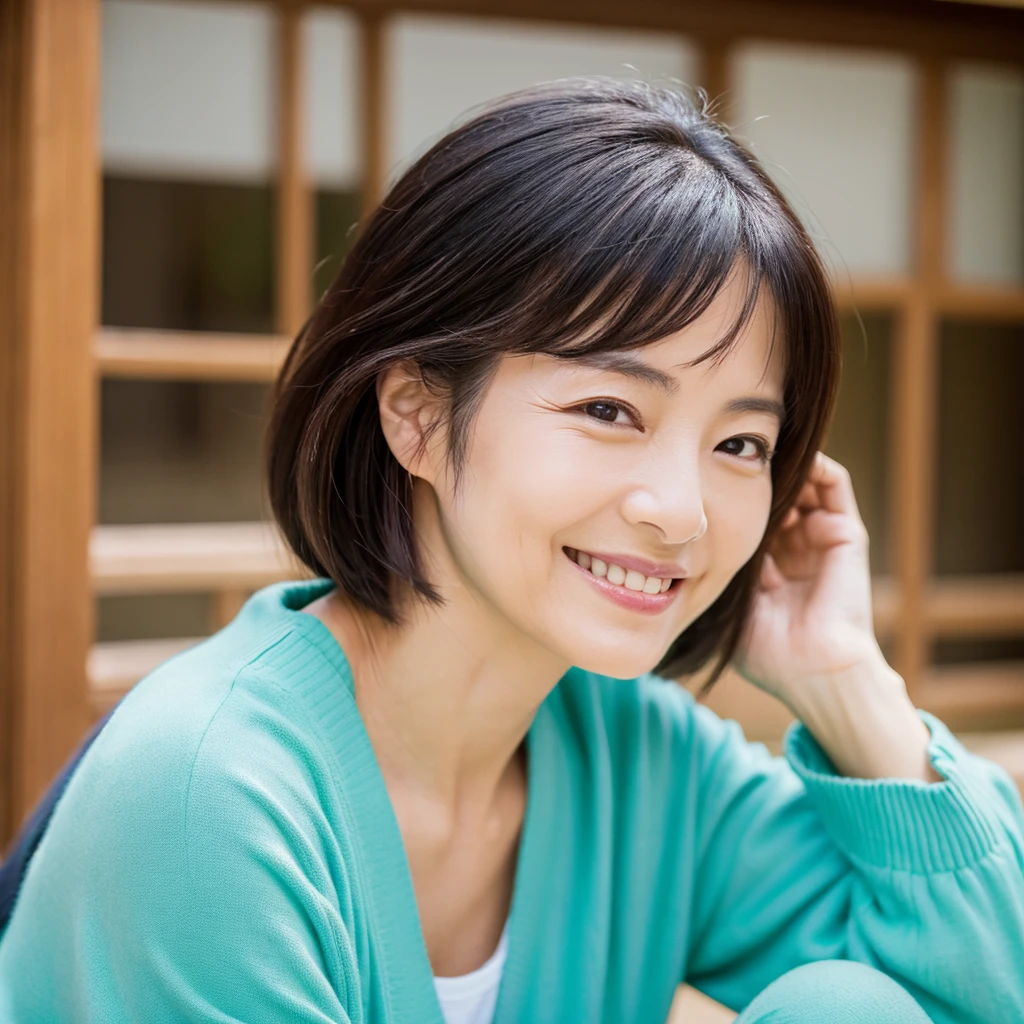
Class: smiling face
390,272,786,681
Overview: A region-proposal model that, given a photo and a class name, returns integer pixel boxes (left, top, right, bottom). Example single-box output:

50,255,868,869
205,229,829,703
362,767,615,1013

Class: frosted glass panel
733,43,914,276
386,15,696,182
101,0,276,181
950,64,1024,284
304,7,362,189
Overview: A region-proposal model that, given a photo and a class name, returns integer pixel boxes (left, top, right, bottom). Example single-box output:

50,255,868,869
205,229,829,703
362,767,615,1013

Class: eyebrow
566,351,786,423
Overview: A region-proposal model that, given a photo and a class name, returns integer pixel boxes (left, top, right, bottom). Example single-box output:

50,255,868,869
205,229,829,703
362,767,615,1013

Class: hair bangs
505,155,775,374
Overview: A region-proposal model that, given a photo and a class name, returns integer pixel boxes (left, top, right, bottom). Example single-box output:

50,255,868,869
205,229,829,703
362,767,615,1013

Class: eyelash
575,400,775,464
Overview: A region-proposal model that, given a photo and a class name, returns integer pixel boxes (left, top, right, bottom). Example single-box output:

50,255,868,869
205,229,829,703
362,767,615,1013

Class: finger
804,452,864,522
792,487,825,519
794,481,821,510
800,506,856,548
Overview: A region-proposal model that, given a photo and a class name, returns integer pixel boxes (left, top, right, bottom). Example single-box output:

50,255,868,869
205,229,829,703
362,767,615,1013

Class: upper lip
567,546,690,580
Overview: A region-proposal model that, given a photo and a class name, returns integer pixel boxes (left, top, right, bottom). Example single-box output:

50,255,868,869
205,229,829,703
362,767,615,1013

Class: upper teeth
570,548,673,594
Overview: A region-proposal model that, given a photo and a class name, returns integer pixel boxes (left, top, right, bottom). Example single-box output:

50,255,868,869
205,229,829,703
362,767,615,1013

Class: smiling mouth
562,547,684,595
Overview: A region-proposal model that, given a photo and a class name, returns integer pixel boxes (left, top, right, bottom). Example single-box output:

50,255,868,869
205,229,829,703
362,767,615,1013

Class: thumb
760,551,786,592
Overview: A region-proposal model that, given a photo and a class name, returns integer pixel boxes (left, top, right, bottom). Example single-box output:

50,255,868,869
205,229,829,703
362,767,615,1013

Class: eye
577,400,642,430
718,435,773,463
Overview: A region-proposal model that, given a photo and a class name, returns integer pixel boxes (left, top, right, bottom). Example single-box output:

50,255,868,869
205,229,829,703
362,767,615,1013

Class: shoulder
14,617,358,959
47,618,348,885
3,616,360,1021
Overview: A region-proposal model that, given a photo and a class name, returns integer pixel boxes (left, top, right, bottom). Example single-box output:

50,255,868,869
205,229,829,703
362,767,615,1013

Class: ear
376,359,447,484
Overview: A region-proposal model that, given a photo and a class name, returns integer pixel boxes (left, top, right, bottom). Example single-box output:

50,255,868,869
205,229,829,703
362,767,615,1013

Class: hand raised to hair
731,451,897,713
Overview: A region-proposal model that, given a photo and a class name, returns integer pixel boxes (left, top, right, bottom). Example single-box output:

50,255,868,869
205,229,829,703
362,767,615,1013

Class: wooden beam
927,575,1024,637
90,522,304,596
324,0,1024,65
917,661,1024,730
0,0,98,846
938,285,1024,322
95,328,288,382
276,1,313,337
832,277,914,313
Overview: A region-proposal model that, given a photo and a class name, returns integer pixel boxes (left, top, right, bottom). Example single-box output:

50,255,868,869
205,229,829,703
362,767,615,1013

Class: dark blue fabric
0,705,119,935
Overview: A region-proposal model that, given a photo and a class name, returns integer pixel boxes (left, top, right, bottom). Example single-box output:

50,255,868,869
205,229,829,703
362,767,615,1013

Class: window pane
935,320,1024,575
100,0,279,332
386,14,696,182
824,313,893,575
733,43,914,276
102,176,275,332
305,6,362,191
949,63,1024,285
99,380,271,525
101,0,276,181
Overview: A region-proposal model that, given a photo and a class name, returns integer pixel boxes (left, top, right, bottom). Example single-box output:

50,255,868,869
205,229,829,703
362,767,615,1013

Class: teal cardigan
1,579,1022,1022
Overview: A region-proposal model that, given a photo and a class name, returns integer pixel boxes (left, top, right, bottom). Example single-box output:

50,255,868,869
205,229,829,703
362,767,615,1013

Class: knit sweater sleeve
682,695,1024,1022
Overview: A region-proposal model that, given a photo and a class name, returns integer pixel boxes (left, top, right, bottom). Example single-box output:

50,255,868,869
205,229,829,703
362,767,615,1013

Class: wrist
788,654,942,782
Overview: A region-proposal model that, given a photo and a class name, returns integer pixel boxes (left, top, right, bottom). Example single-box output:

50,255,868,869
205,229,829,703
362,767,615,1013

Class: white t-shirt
432,919,510,1024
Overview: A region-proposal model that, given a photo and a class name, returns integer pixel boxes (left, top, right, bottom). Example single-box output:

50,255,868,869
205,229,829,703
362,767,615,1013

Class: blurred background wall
2,0,1023,858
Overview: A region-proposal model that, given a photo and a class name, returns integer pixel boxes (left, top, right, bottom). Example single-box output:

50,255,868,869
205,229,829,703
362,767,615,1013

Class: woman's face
415,275,786,680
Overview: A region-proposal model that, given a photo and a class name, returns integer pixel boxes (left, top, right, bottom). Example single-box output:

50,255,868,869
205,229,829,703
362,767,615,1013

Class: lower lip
562,547,685,615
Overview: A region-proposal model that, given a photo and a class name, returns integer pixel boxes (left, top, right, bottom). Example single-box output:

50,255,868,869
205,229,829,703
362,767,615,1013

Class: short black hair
265,77,840,694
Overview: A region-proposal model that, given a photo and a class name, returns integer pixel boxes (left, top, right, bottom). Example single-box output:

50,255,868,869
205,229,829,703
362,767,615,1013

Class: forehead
649,288,784,389
573,282,785,396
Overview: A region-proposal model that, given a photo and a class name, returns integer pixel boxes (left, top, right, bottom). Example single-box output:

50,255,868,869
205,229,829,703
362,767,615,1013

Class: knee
735,959,934,1024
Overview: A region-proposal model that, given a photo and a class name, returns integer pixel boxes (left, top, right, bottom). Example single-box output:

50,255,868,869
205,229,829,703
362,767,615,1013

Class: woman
1,79,1022,1024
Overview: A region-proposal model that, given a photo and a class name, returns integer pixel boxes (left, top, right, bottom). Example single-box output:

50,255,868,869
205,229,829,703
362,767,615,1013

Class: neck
307,567,568,820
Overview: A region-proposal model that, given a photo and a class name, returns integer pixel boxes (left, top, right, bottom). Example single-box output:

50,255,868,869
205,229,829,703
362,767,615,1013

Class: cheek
445,415,587,584
707,476,773,572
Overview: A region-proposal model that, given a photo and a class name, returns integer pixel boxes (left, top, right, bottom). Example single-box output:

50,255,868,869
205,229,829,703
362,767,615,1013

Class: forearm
786,652,944,783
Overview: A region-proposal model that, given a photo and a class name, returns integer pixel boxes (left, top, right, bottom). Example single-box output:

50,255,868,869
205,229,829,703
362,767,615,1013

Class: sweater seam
181,626,299,892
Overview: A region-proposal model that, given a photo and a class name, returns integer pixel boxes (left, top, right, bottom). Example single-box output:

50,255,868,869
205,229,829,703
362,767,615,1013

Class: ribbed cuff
783,709,1005,873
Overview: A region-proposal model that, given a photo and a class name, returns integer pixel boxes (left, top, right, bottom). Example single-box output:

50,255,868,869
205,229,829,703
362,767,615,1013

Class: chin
566,643,668,682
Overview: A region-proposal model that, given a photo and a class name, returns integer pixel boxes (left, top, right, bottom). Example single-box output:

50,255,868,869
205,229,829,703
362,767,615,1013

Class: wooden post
700,37,733,126
891,58,946,697
276,0,313,338
0,0,98,846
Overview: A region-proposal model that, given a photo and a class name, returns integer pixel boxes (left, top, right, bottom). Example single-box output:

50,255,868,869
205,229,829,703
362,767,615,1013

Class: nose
620,449,708,546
